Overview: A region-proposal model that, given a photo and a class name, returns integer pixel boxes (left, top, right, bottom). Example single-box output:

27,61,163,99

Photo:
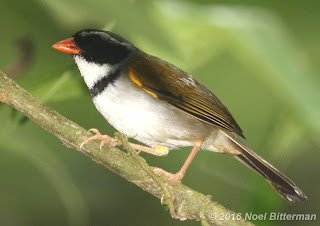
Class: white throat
74,55,113,89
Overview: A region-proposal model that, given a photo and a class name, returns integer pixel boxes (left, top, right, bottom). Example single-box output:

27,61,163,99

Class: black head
73,29,135,65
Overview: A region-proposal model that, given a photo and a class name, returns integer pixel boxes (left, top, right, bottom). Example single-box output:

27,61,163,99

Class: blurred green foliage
0,0,319,225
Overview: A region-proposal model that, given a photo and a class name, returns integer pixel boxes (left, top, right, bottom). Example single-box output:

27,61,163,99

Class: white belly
92,76,211,149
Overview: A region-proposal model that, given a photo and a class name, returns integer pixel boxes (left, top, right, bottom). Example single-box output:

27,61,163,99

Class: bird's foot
80,129,169,157
153,168,185,183
80,128,118,150
130,144,169,156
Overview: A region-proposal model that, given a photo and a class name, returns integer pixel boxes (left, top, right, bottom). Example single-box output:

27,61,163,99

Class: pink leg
80,128,169,156
154,142,202,182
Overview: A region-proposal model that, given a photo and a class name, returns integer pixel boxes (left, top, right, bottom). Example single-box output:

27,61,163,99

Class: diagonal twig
0,71,252,226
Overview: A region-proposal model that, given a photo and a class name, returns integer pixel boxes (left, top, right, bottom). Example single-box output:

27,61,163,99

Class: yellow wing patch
129,70,158,98
142,88,158,98
129,70,142,86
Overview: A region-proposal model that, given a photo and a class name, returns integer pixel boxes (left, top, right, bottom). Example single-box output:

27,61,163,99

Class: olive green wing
128,53,244,138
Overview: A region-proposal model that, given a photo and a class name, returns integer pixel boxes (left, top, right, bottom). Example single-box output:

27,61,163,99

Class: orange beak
52,37,81,55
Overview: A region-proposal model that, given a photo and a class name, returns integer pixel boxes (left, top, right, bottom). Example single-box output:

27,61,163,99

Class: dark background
0,0,319,225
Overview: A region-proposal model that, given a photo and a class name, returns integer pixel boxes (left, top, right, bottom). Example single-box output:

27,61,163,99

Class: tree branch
0,71,252,226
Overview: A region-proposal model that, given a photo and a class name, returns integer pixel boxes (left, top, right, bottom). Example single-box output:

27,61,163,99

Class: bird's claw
80,128,118,150
153,168,184,183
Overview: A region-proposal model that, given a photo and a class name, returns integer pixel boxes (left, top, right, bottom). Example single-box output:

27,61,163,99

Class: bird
52,29,307,203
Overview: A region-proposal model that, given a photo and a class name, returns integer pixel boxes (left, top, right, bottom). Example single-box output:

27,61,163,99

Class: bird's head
53,29,135,65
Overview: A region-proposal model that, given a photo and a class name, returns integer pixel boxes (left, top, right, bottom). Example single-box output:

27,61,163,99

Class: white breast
74,55,213,149
92,75,211,148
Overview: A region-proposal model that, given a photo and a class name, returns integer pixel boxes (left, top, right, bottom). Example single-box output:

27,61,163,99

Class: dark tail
224,132,307,203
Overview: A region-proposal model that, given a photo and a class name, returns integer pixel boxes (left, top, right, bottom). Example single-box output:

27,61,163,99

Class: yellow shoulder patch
129,70,142,86
129,69,158,98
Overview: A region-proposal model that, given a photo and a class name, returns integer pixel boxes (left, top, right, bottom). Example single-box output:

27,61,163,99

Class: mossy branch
0,71,252,226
